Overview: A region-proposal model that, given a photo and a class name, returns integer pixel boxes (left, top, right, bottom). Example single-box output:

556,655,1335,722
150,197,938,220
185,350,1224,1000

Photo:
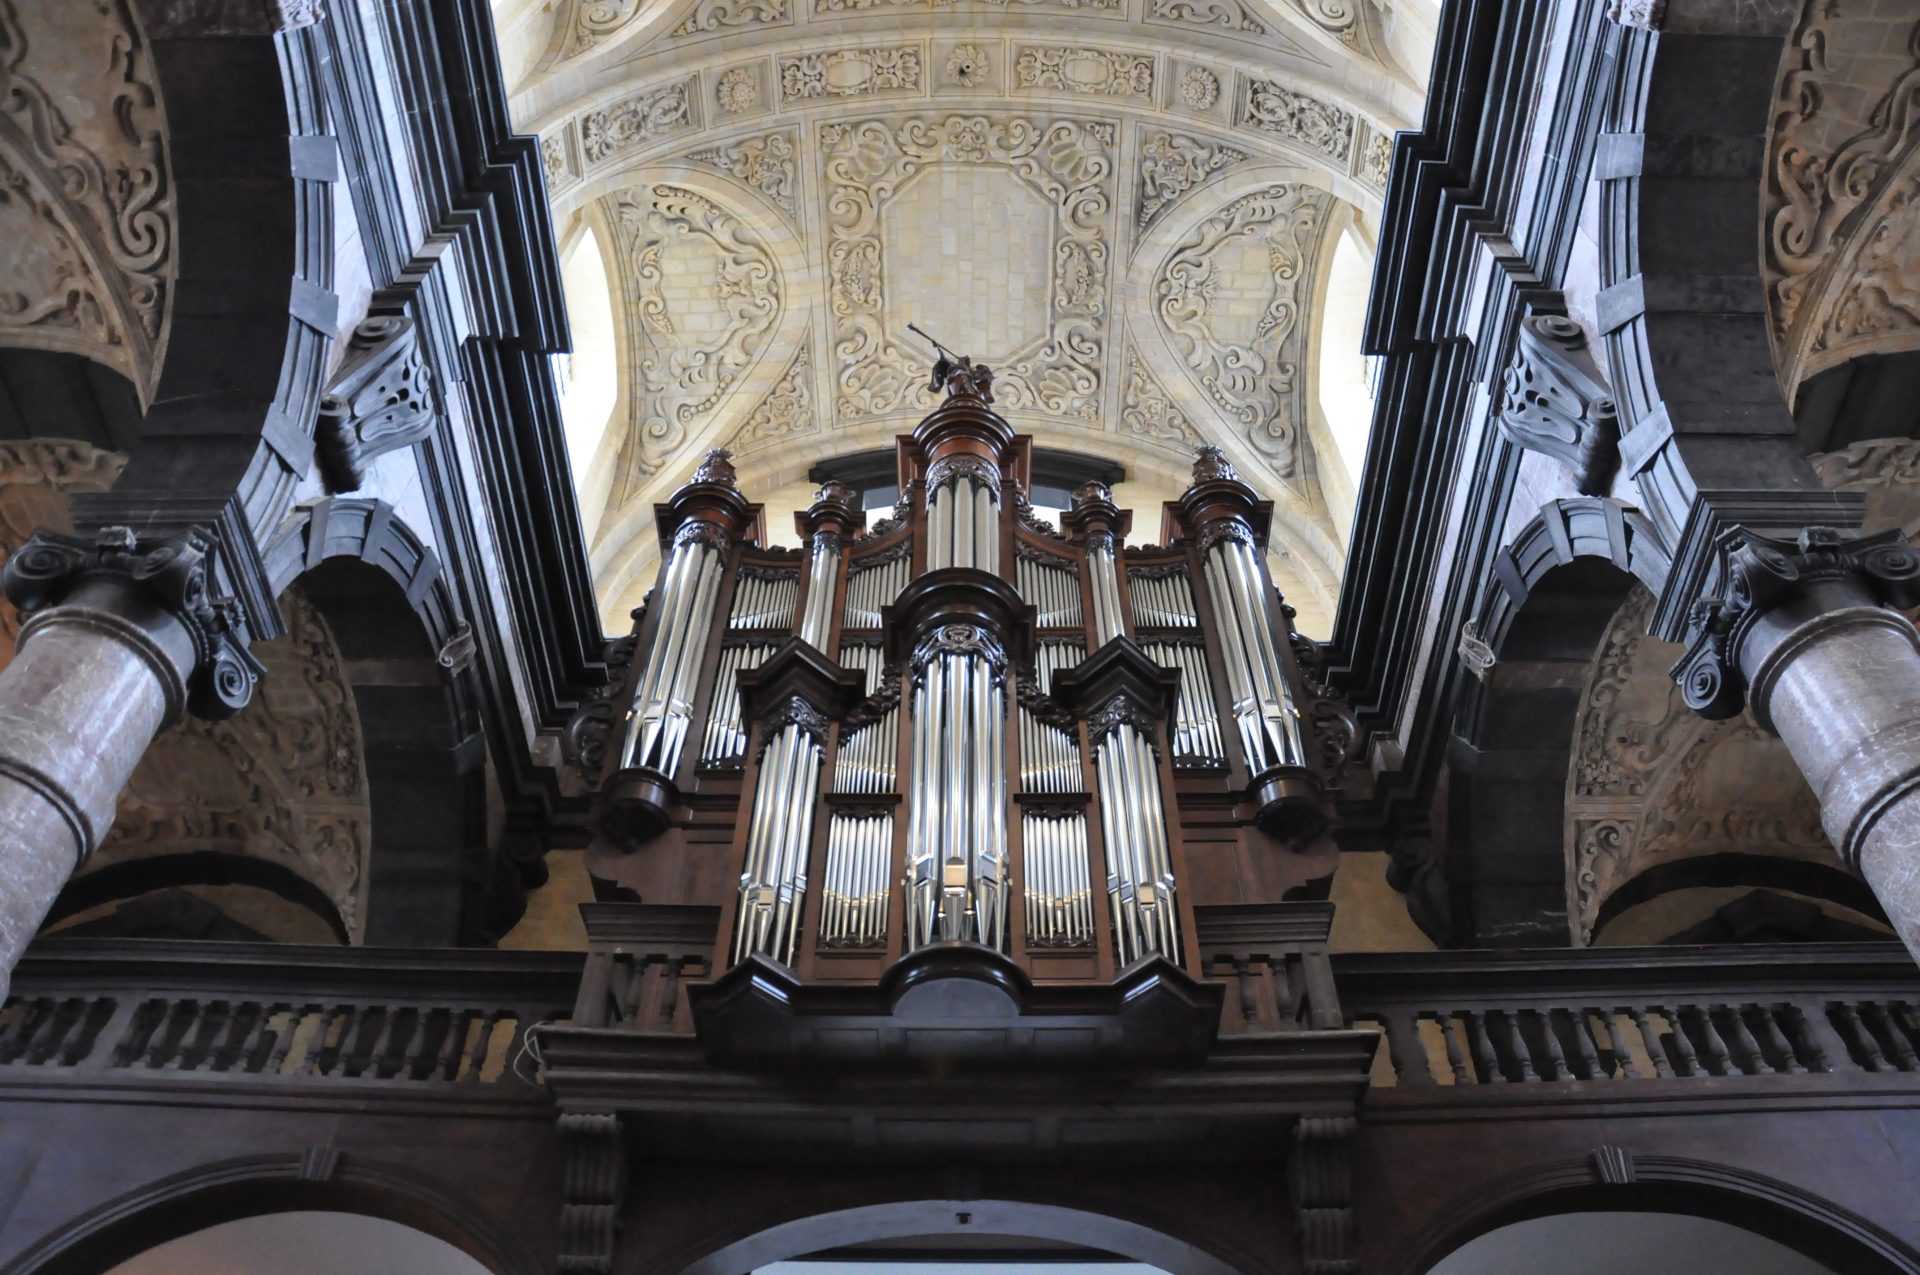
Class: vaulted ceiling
493,0,1434,631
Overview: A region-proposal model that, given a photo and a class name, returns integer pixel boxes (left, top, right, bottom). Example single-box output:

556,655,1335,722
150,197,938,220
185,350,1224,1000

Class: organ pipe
1090,700,1180,965
733,698,828,966
623,520,728,774
1202,527,1305,774
906,623,1009,952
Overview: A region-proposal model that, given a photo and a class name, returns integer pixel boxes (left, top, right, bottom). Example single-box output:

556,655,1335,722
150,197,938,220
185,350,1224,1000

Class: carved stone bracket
3,525,263,723
316,316,439,495
557,1112,628,1273
1671,525,1920,723
1497,313,1621,497
1287,1115,1358,1274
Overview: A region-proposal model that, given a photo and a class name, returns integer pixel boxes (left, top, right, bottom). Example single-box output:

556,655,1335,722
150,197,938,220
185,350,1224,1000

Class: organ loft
7,0,1920,1272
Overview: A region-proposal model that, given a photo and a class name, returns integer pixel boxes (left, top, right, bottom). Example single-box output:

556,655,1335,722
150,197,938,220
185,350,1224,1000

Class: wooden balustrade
1336,944,1920,1088
573,904,719,1033
1195,901,1344,1034
0,939,580,1088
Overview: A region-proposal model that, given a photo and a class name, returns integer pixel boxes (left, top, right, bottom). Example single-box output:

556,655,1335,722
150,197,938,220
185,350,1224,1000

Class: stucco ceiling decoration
0,0,173,403
1765,4,1920,397
512,0,1420,611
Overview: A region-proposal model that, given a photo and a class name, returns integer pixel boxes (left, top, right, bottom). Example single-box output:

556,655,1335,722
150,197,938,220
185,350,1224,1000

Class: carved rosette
1672,526,1920,723
3,525,262,723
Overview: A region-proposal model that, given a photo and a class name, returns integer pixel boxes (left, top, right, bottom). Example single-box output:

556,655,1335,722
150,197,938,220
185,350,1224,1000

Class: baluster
1600,1011,1638,1079
1437,1014,1472,1084
1566,1009,1603,1079
1869,1003,1919,1071
1535,1010,1571,1081
264,1006,308,1075
326,1005,367,1077
462,1010,499,1083
62,997,116,1068
1750,1005,1805,1075
1465,1011,1505,1084
1784,1003,1834,1074
23,998,74,1066
110,1000,164,1069
1833,1003,1886,1072
1271,957,1300,1027
0,998,41,1063
146,999,196,1069
1721,1004,1773,1075
232,1003,277,1074
1656,1005,1700,1076
1628,1008,1672,1077
1499,1011,1537,1081
201,1000,254,1072
362,1007,400,1079
1382,1010,1434,1086
1689,1006,1734,1076
658,959,683,1030
436,1009,469,1080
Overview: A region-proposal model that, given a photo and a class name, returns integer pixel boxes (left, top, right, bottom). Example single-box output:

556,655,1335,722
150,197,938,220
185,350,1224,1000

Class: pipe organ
589,357,1352,991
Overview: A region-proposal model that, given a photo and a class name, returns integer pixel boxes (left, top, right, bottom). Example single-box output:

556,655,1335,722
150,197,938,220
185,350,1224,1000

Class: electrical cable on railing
511,1019,550,1087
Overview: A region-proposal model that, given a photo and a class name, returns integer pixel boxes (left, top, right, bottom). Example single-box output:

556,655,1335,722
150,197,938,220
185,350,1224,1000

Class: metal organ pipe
798,531,842,649
842,549,910,629
701,642,777,766
1128,570,1200,628
1015,553,1083,628
1085,533,1125,644
1091,702,1181,966
1143,640,1225,768
926,467,1001,573
733,700,826,967
905,624,1009,952
624,523,728,773
1202,528,1305,773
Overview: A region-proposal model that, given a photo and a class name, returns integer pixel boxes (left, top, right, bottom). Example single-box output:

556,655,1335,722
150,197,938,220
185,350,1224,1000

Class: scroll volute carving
316,315,439,494
1498,314,1621,496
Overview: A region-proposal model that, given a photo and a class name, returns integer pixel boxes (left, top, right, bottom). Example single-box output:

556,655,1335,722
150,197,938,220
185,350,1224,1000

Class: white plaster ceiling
493,0,1433,627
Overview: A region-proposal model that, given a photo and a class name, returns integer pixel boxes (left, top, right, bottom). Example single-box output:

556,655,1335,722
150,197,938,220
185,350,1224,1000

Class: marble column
1674,527,1920,961
0,527,259,998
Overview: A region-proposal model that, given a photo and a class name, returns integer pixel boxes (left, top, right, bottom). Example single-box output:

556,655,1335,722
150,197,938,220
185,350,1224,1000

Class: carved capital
673,520,731,554
315,316,439,495
1671,526,1920,723
1497,314,1621,496
4,526,263,723
1196,517,1255,556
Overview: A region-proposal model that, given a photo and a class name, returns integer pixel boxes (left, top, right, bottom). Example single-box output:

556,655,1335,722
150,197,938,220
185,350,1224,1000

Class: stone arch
261,498,536,946
1384,1153,1920,1275
667,1196,1246,1275
1591,852,1886,944
4,1152,538,1275
1422,498,1666,946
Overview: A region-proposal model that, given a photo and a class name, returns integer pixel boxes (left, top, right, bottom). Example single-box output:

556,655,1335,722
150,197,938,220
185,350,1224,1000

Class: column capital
794,479,864,550
1060,481,1132,547
1672,525,1920,726
2,525,263,724
1170,445,1273,547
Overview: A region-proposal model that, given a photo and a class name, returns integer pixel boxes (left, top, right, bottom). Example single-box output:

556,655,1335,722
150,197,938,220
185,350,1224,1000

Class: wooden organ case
546,362,1378,1273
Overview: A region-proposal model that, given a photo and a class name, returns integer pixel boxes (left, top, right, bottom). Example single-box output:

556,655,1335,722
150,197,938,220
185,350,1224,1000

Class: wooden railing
0,939,581,1091
1336,944,1920,1089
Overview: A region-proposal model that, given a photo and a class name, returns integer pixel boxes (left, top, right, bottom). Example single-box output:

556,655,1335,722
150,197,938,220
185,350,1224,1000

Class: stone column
0,527,259,997
1674,527,1920,960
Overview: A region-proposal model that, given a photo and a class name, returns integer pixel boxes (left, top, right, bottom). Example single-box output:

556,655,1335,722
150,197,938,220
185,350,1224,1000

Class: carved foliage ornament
582,83,692,166
556,0,644,60
782,48,921,101
1497,314,1620,496
1119,347,1203,451
673,0,790,37
0,0,173,400
1241,80,1353,161
687,132,799,217
759,695,831,757
1086,691,1161,756
1014,47,1154,100
729,337,817,451
925,453,1001,493
316,315,438,495
564,615,644,782
1155,185,1330,478
3,525,262,722
822,114,1113,423
1672,526,1920,723
1138,132,1246,232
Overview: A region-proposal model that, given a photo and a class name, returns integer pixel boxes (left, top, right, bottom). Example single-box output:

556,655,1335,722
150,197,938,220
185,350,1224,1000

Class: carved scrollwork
672,520,732,553
1085,691,1162,755
1013,489,1065,541
759,695,831,757
911,623,1009,686
729,338,818,452
925,453,1002,493
1497,313,1620,496
564,623,644,784
315,316,439,494
1195,517,1255,556
1017,671,1077,731
844,663,902,730
1137,131,1247,232
1240,80,1354,161
581,83,692,165
4,525,262,722
1016,540,1076,570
